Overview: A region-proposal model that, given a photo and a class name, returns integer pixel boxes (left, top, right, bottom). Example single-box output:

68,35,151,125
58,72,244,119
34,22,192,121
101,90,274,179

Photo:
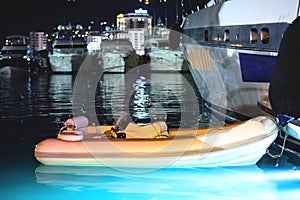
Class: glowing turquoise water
1,165,299,199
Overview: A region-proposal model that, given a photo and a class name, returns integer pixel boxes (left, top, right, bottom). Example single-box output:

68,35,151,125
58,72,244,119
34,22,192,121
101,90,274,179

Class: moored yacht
48,24,87,73
145,36,189,72
180,0,300,121
0,35,39,75
100,38,140,73
144,24,189,72
180,0,300,153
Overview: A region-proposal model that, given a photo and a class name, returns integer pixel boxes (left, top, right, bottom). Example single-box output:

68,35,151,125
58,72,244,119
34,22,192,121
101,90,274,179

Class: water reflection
34,164,300,199
0,70,203,133
0,73,50,121
97,70,203,128
49,74,73,117
45,70,204,129
0,70,204,132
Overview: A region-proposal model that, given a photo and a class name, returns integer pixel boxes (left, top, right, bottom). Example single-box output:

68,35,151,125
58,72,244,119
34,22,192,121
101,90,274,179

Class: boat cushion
118,121,169,139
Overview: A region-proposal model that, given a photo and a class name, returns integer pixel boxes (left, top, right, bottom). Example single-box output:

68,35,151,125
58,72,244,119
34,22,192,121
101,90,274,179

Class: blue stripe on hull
239,53,276,83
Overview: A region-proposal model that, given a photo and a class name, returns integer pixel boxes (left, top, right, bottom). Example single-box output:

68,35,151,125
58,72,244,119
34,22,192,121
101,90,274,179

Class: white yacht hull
100,39,139,73
148,49,189,72
181,0,300,120
49,53,86,73
101,52,125,73
185,46,273,119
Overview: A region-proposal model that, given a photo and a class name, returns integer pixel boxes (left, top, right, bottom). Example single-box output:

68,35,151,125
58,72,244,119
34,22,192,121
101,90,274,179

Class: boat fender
57,116,89,141
64,116,89,129
58,130,85,141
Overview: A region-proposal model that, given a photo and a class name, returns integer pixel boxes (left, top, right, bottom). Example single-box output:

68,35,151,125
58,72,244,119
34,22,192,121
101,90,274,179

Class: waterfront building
86,31,102,54
116,8,152,55
116,8,152,36
128,29,145,55
29,32,47,52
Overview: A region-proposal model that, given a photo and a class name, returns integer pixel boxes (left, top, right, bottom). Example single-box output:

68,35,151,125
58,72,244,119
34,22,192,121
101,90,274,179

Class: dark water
0,69,299,199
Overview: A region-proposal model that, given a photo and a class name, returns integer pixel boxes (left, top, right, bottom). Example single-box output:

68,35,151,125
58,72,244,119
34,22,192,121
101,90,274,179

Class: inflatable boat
34,116,278,168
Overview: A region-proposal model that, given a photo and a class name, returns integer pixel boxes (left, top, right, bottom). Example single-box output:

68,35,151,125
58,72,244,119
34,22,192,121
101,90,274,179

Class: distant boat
0,35,39,75
48,24,88,73
145,35,189,72
100,38,140,73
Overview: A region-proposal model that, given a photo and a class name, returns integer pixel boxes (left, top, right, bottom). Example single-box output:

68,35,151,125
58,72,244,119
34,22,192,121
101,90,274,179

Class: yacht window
235,33,240,41
211,30,221,41
250,28,258,43
224,29,230,42
216,33,221,41
204,30,208,41
261,27,269,44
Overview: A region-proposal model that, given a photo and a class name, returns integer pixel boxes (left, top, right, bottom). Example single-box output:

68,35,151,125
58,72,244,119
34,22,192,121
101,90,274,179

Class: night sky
0,0,177,44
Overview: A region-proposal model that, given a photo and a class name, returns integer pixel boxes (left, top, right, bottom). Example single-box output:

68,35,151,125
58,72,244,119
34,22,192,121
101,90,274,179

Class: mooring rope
266,129,288,158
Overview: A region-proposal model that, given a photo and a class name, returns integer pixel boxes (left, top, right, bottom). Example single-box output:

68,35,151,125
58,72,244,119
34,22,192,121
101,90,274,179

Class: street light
100,21,107,34
88,20,94,31
137,0,170,27
139,0,150,5
64,0,77,25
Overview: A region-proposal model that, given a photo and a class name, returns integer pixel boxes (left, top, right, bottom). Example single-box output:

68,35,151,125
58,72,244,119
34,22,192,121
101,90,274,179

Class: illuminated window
204,30,208,41
261,27,269,44
236,33,240,41
250,28,258,43
224,29,230,42
212,31,221,41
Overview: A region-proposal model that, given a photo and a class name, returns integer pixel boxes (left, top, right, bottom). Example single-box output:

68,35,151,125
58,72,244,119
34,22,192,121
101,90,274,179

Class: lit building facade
116,8,152,36
29,32,47,52
116,8,152,55
86,33,102,54
128,29,145,55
